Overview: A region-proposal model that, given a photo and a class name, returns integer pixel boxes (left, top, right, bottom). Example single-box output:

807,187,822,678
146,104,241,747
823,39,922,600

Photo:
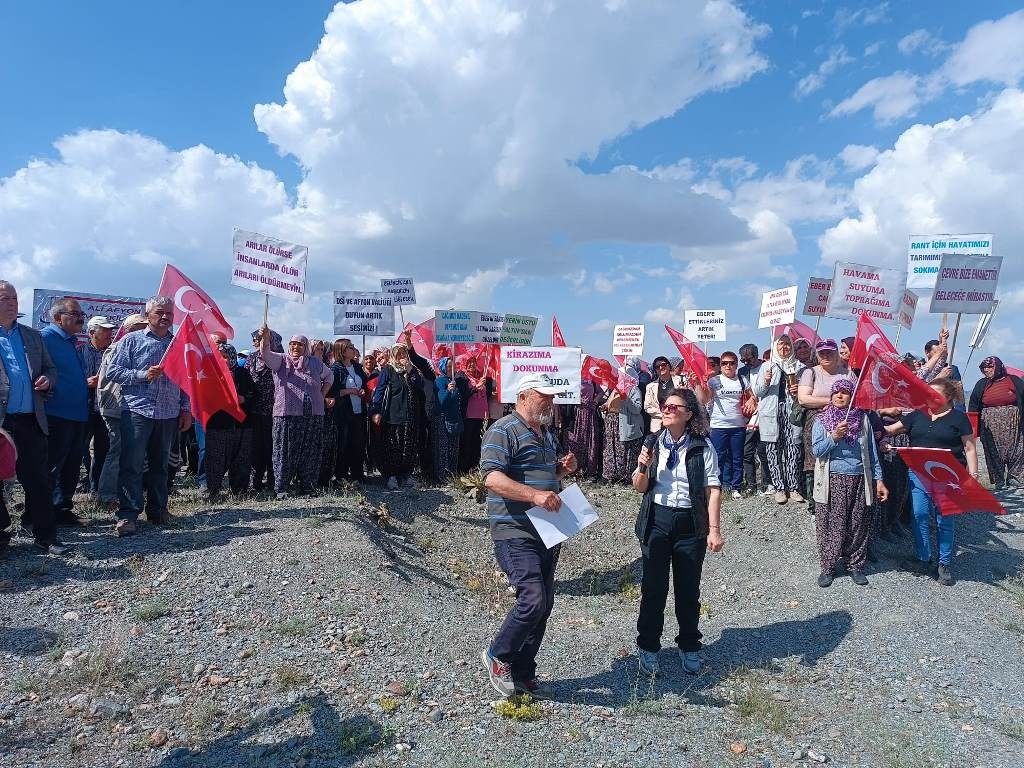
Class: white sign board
499,314,538,345
907,234,993,292
525,484,599,549
612,324,646,356
32,289,146,342
899,289,918,330
435,310,504,344
683,310,726,342
825,262,907,325
500,346,582,404
474,312,504,344
333,291,395,336
929,254,1001,314
231,228,307,302
380,278,416,306
758,286,798,329
803,277,831,317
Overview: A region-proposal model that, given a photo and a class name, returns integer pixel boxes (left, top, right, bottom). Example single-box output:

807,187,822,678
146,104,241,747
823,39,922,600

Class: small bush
275,664,309,691
494,694,544,721
379,696,401,713
724,666,791,734
132,600,169,622
276,618,310,637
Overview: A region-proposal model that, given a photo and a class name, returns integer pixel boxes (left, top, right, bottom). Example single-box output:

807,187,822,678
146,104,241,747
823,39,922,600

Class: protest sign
612,324,646,356
758,286,798,329
333,292,395,336
231,228,307,302
683,310,726,342
907,234,993,293
803,277,831,317
474,312,504,344
899,289,918,330
435,310,505,344
499,346,582,404
825,262,907,325
380,278,416,306
499,314,538,345
32,289,145,342
929,254,1001,314
525,484,599,548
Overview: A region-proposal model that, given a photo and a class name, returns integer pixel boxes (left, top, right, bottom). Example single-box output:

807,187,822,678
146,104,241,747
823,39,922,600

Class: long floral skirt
273,413,324,494
380,421,419,480
601,411,640,483
980,404,1024,486
814,472,870,574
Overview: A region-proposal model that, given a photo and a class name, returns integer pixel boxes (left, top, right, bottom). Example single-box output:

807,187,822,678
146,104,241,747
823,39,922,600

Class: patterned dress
273,397,324,495
564,381,603,479
979,405,1024,486
601,409,641,483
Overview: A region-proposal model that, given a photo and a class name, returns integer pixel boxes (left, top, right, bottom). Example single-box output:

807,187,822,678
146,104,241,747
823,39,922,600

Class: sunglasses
660,403,690,414
655,362,670,369
720,360,737,366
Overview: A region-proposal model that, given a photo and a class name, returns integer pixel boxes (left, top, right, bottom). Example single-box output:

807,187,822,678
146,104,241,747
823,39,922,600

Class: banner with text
803,277,831,317
500,346,582,404
380,278,416,306
928,254,1001,314
333,292,395,336
758,286,798,329
435,310,505,344
612,324,645,356
683,310,726,342
231,228,308,302
907,234,993,293
32,289,146,342
899,289,918,329
825,262,907,325
499,314,539,345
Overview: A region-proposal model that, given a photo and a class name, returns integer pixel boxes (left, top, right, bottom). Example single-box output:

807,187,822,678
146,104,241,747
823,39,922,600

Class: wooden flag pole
263,292,270,328
948,313,963,364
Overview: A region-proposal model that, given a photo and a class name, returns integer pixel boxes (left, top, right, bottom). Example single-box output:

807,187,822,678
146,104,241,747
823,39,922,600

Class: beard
533,402,555,428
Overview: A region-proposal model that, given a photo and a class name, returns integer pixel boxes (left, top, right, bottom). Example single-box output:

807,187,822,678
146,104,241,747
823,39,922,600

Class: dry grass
723,666,792,734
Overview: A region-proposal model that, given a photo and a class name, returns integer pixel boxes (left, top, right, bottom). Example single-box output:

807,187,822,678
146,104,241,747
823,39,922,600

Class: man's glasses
655,362,669,369
720,360,737,366
62,311,86,318
660,403,689,414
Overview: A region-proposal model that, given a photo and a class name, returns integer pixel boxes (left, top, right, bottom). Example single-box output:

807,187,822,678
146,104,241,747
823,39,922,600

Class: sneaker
678,650,702,676
761,485,776,497
114,519,136,537
817,572,834,588
481,648,515,697
513,677,547,698
637,648,659,677
386,476,399,491
774,491,788,504
731,490,742,501
789,491,805,503
937,564,954,587
276,492,289,500
402,476,418,489
850,570,869,586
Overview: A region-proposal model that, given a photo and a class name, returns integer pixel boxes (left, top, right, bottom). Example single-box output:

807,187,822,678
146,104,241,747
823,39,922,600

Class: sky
2,1,1023,389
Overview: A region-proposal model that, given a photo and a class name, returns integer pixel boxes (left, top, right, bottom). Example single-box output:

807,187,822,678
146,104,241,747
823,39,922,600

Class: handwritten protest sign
32,289,146,342
612,325,645,356
929,254,1001,314
231,229,307,302
474,312,504,344
907,234,993,293
683,311,726,342
825,262,906,325
500,346,582,404
499,314,538,345
899,290,918,329
380,278,416,305
758,286,798,329
435,310,505,344
803,277,831,317
333,292,395,335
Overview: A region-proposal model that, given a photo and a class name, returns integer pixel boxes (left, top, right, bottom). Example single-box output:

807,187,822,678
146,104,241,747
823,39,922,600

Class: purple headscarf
817,378,863,444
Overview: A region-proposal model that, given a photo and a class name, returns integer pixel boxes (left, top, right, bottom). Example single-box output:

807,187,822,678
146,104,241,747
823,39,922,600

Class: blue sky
2,1,1022,387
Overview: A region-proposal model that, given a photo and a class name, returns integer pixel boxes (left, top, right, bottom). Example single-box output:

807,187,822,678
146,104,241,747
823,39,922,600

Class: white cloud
897,29,948,57
864,41,883,56
586,318,615,332
833,3,889,35
939,10,1024,87
593,275,615,294
794,46,855,98
829,72,923,123
838,144,880,171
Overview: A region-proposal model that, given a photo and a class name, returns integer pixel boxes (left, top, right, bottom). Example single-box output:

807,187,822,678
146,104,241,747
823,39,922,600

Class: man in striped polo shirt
479,372,577,697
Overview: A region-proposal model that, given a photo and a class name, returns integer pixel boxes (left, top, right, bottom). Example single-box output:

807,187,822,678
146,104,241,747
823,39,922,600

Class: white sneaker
761,485,776,496
731,490,742,501
386,476,399,491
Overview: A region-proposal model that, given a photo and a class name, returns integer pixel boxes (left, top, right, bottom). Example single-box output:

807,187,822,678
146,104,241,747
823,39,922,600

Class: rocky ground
1,469,1023,768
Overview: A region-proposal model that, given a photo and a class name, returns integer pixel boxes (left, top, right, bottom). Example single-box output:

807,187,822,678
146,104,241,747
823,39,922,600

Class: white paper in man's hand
525,483,599,549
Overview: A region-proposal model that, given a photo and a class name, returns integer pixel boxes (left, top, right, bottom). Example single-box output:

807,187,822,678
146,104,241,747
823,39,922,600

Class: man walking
0,281,66,554
479,373,577,697
105,296,192,536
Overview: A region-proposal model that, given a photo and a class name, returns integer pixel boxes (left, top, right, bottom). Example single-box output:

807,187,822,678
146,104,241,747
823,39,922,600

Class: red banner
849,312,898,371
895,447,1004,516
162,317,244,428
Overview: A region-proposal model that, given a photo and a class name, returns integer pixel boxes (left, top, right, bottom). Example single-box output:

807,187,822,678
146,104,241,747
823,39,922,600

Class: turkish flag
774,319,820,348
157,265,235,341
551,316,566,347
583,354,636,396
162,316,245,428
399,318,435,360
895,447,1004,516
853,347,945,411
665,325,712,385
849,313,898,371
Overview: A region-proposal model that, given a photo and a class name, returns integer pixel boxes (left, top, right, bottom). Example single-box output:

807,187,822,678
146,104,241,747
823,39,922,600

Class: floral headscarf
980,356,1007,380
286,334,309,372
390,343,410,373
817,378,863,444
217,342,237,369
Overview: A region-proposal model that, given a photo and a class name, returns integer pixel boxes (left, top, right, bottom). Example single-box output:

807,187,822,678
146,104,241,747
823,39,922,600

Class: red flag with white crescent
664,325,712,385
773,319,820,348
399,318,435,359
895,447,1004,516
157,264,235,340
853,347,945,411
161,316,244,428
849,312,898,371
551,316,566,347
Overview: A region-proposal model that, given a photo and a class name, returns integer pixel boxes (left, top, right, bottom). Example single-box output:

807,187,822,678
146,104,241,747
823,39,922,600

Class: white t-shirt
651,433,722,508
707,374,747,429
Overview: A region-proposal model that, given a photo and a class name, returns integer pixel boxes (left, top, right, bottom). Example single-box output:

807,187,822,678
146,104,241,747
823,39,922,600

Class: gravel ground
1,471,1023,768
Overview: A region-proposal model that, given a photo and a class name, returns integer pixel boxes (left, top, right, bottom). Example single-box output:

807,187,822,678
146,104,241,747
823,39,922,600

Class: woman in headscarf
755,334,806,504
457,356,494,473
256,328,334,499
204,342,257,500
968,356,1024,489
793,338,815,368
371,342,424,490
839,337,855,372
247,328,282,492
432,357,464,483
811,379,889,587
310,339,339,489
601,356,644,483
564,377,604,479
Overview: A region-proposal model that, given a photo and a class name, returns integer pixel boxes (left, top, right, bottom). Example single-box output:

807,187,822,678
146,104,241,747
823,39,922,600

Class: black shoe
937,565,954,587
818,572,834,588
850,570,869,586
56,512,88,527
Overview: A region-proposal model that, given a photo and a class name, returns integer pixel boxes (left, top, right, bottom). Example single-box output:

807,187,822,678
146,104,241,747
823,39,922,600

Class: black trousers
334,412,367,481
48,415,86,517
743,428,769,491
249,413,274,489
82,410,109,493
637,503,707,653
2,414,56,544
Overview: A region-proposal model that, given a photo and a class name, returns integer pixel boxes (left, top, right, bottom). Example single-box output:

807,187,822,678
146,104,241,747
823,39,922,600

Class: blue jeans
710,427,746,490
909,471,956,566
98,415,122,503
48,415,87,515
490,538,561,681
118,412,177,521
195,421,207,488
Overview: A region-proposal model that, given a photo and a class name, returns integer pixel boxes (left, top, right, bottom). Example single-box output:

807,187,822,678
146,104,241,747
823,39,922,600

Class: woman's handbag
789,367,814,427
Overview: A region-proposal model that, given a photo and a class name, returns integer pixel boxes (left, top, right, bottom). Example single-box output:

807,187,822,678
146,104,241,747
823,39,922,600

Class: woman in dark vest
631,388,725,678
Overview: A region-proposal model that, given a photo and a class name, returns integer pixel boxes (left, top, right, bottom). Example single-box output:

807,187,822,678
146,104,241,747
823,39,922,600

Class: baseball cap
516,372,562,396
121,313,147,328
815,338,838,353
87,316,116,330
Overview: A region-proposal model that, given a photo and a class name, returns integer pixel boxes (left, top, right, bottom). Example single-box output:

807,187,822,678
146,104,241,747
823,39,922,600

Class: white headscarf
770,334,800,375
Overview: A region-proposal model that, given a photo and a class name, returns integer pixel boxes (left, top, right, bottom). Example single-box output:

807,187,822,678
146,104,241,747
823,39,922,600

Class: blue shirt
106,328,190,420
83,342,105,412
41,323,88,422
811,417,882,478
0,323,33,414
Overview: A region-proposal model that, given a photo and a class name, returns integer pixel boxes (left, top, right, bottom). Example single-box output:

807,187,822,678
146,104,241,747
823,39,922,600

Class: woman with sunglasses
643,356,683,433
632,388,724,677
968,356,1024,490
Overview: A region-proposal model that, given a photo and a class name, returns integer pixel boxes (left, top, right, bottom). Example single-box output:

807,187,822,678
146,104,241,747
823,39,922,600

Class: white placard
231,228,307,302
907,234,993,292
32,289,146,342
380,278,416,306
333,291,395,336
825,261,907,325
499,314,539,345
803,277,831,317
525,483,599,549
612,324,646,356
929,254,1001,314
474,312,505,344
435,310,505,344
683,310,726,342
758,286,798,329
899,289,918,330
500,346,582,404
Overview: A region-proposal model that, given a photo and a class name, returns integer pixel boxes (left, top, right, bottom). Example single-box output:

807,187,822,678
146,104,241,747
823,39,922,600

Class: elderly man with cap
81,315,116,499
41,297,90,528
479,372,578,698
